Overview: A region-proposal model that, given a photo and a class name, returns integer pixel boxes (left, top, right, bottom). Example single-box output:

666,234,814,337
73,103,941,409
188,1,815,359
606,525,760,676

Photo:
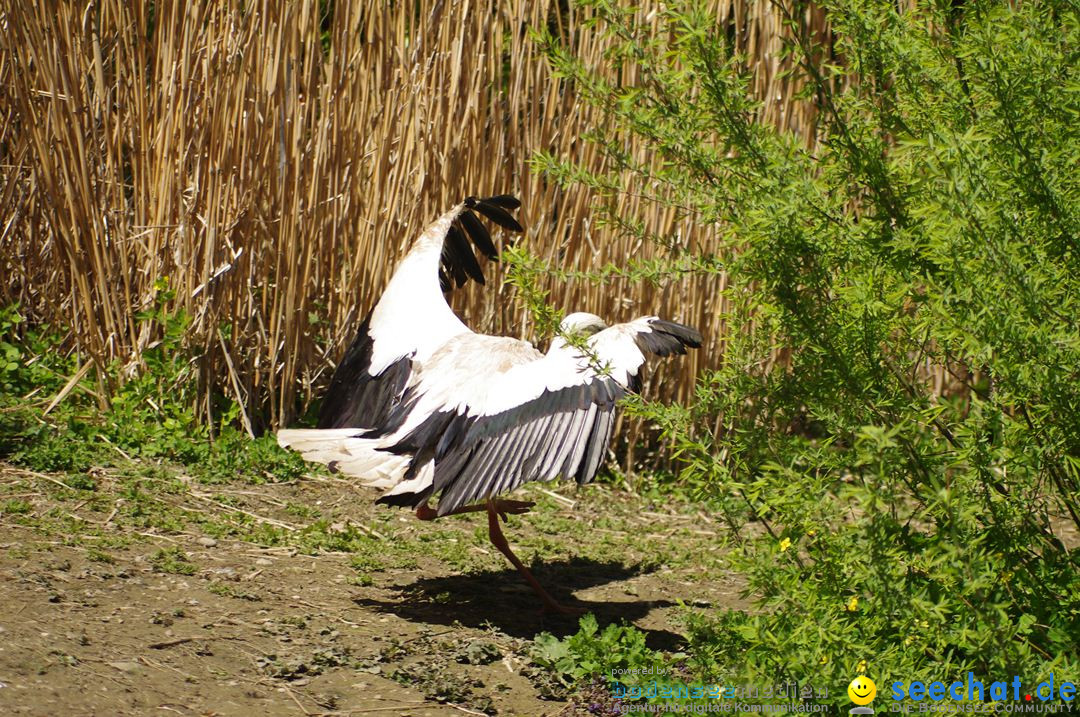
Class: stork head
559,312,608,338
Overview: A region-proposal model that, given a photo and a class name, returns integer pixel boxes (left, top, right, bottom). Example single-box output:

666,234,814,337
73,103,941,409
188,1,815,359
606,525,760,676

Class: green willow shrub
527,0,1080,701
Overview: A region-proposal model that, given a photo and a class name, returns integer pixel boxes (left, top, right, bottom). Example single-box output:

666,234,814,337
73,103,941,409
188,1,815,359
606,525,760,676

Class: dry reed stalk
0,0,932,474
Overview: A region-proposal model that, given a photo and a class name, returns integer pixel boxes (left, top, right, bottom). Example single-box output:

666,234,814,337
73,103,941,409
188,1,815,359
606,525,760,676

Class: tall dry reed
0,0,856,470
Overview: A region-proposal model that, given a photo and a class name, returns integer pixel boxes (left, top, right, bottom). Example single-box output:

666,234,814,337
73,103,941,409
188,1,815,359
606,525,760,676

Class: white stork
279,197,701,613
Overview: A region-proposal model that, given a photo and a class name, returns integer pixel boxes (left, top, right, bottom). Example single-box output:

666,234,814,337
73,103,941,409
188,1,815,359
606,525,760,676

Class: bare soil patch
0,463,743,716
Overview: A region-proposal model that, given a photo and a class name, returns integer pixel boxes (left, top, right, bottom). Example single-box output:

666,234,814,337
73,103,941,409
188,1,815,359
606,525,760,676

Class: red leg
485,500,584,615
415,499,535,521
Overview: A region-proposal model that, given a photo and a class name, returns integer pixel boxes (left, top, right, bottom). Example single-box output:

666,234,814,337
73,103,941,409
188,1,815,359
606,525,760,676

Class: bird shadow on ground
353,557,685,650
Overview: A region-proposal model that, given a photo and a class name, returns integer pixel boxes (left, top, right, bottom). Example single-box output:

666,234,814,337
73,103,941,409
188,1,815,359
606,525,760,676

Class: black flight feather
435,412,469,458
376,484,433,507
632,319,703,357
471,200,524,232
387,409,459,455
519,412,561,478
449,252,469,288
477,194,521,209
364,384,422,438
446,223,485,284
458,209,498,259
653,320,703,348
577,410,614,483
436,195,522,291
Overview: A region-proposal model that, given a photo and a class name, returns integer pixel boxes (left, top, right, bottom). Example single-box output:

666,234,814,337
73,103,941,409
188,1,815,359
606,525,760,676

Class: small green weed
293,520,379,554
150,547,197,575
85,548,115,564
348,552,384,572
284,501,319,519
2,498,32,515
531,614,666,688
389,660,491,710
207,581,262,601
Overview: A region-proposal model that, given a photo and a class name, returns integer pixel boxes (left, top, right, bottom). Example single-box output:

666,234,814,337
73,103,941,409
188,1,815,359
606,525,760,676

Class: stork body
279,198,701,613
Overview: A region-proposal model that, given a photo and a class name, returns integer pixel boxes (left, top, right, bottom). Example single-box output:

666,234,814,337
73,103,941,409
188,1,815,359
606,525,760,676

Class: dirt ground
0,462,743,716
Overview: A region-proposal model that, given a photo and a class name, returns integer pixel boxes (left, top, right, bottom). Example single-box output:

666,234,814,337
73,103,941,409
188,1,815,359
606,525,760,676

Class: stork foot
491,499,535,521
541,600,587,617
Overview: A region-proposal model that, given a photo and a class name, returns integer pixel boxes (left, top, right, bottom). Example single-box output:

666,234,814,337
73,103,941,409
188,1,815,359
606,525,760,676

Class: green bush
531,0,1080,702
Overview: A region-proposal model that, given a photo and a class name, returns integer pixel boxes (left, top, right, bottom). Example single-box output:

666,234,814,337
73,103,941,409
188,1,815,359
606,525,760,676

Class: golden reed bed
3,1,917,471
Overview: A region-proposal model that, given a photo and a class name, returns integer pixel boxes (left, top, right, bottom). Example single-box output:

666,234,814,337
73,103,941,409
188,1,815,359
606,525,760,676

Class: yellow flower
779,537,792,552
857,659,868,674
846,596,859,612
820,654,829,664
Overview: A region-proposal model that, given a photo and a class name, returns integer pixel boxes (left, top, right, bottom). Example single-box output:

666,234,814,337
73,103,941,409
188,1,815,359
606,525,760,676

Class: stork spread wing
317,195,523,431
377,316,702,515
590,316,704,391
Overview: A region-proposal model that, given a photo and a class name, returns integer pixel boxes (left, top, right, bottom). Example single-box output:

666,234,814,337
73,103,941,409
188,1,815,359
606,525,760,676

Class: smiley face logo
848,676,876,705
